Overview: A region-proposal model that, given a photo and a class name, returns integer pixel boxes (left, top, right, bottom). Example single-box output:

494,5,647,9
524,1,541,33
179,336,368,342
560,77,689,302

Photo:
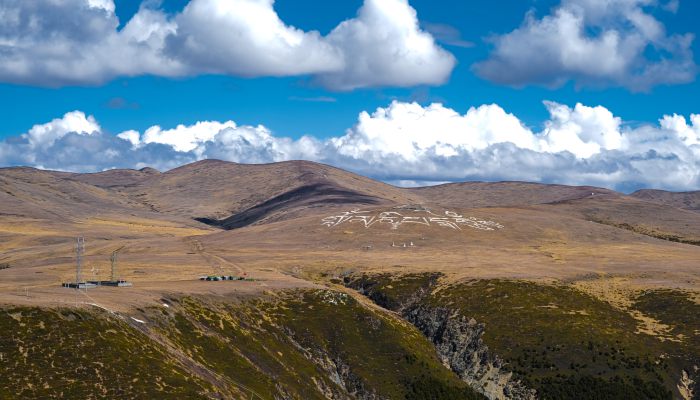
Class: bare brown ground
1,201,699,314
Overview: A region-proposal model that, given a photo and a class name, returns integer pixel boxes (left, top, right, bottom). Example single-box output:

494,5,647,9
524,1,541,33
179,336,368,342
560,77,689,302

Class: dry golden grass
83,216,213,236
1,161,699,313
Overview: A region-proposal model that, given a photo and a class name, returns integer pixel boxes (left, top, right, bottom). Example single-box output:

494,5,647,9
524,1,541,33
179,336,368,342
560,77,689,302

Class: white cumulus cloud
0,0,454,89
166,0,342,77
539,101,624,157
474,0,697,91
140,121,239,153
330,102,536,162
317,0,456,90
0,0,181,86
1,101,699,192
24,111,101,149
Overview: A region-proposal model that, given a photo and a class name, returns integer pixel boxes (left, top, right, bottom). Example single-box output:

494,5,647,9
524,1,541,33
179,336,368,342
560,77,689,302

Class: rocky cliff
346,274,700,400
405,304,537,400
346,273,536,400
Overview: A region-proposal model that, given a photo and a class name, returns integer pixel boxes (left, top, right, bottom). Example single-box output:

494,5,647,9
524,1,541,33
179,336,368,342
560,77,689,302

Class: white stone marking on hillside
321,207,503,231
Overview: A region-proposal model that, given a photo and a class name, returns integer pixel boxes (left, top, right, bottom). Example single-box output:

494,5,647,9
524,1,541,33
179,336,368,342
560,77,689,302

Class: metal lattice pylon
75,237,85,284
110,246,125,282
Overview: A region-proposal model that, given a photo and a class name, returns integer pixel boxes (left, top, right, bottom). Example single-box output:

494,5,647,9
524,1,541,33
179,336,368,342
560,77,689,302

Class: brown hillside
407,181,619,209
631,189,700,213
0,160,698,313
119,159,421,222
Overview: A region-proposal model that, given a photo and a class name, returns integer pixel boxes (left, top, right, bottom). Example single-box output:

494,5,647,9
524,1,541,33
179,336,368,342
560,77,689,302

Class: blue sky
0,0,699,191
2,0,698,138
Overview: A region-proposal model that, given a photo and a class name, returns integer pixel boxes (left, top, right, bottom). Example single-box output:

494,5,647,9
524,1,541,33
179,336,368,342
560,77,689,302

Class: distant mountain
0,167,155,221
65,167,161,188
631,189,700,213
407,181,619,209
2,160,700,239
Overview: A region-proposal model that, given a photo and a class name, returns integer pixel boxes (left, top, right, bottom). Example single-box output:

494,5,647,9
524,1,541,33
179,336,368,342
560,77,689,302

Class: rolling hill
632,189,700,213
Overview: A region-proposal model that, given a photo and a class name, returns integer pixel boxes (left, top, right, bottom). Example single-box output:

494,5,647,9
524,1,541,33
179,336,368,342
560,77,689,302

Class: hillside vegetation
345,273,700,400
0,289,484,400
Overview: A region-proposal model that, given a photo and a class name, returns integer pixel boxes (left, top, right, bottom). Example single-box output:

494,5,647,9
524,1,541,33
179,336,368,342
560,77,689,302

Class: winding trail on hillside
186,237,245,276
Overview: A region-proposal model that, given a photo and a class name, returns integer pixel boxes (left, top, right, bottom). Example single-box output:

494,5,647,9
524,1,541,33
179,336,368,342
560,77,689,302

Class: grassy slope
5,281,695,400
273,291,483,399
432,280,673,400
1,289,485,400
157,291,484,399
347,274,699,400
0,307,213,399
634,290,700,378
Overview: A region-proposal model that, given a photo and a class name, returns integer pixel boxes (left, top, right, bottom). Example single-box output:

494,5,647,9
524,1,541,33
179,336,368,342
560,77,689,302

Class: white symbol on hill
321,207,504,231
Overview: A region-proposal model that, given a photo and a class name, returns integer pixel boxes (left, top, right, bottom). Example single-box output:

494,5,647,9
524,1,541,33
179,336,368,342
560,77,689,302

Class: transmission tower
110,246,125,282
75,237,85,284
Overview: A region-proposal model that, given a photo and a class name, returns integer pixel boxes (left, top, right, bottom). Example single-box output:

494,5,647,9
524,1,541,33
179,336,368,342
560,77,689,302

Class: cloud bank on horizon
1,101,698,193
0,0,454,90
